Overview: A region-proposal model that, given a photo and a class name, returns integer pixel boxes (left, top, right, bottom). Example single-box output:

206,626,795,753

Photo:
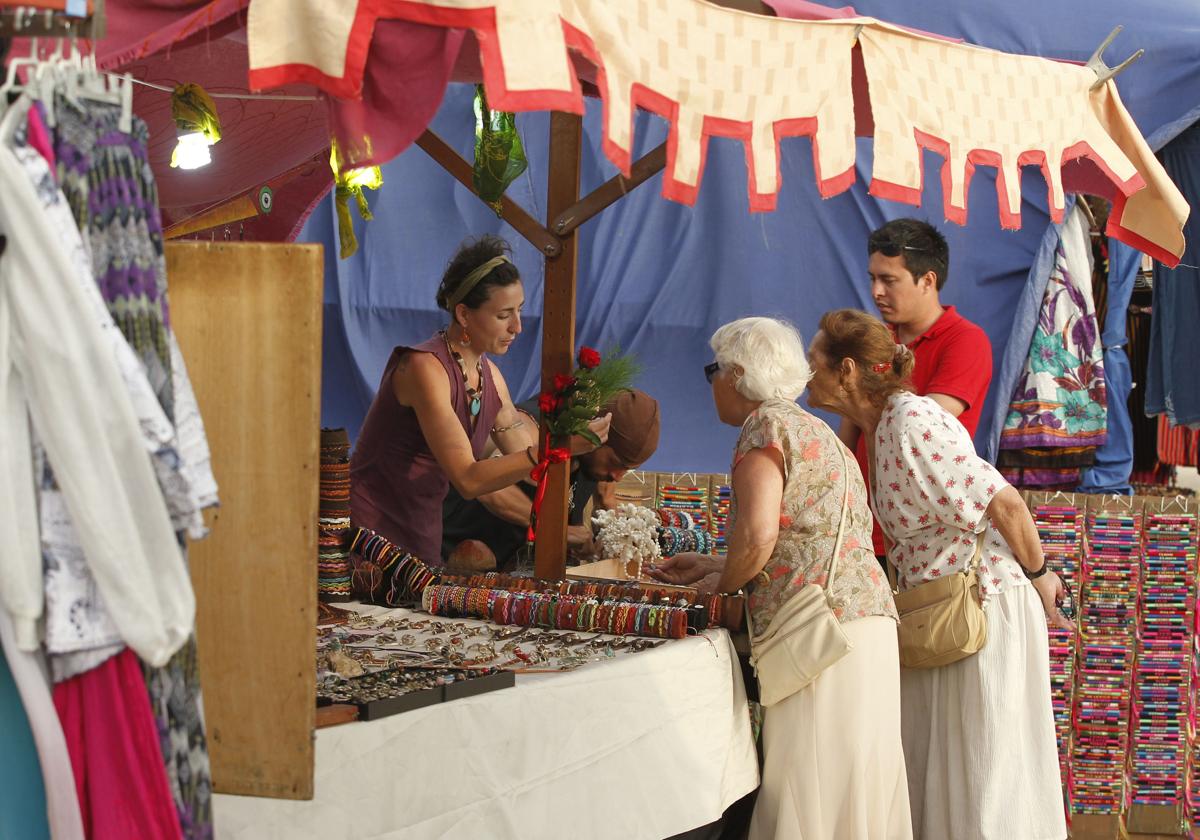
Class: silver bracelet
491,419,525,434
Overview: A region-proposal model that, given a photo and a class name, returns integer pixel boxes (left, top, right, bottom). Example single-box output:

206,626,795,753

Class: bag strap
745,431,853,641
967,530,986,574
826,435,852,588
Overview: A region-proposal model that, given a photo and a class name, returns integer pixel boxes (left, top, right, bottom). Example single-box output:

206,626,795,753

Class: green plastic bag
473,85,527,215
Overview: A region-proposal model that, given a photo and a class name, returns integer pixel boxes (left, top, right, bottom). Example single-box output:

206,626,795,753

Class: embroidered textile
246,0,1188,264
1000,205,1107,487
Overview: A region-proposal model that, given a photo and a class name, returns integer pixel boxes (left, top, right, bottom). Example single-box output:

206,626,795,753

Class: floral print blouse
733,399,897,630
872,392,1029,599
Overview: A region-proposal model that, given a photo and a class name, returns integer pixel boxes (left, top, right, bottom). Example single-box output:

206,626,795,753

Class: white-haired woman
651,317,912,839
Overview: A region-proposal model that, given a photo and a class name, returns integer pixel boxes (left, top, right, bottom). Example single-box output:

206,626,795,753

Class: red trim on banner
868,129,1152,241
251,0,859,210
1107,206,1180,267
249,0,1171,255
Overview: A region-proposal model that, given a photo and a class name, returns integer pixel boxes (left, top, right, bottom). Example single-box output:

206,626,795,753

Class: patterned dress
733,398,896,630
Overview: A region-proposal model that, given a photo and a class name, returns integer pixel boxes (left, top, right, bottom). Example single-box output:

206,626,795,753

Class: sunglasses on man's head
872,239,926,258
704,361,720,384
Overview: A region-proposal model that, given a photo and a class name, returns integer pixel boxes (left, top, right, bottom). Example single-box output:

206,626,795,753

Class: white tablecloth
213,607,759,840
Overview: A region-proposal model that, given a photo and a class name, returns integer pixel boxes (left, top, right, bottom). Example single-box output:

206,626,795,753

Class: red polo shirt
854,306,993,554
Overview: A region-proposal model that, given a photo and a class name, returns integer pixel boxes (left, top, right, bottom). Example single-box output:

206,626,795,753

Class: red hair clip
870,361,893,374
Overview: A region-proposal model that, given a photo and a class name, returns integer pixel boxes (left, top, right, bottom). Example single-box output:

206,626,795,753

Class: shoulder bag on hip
746,437,854,707
889,532,988,669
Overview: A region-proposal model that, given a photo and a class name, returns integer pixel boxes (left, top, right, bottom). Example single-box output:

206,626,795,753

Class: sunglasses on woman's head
704,361,720,383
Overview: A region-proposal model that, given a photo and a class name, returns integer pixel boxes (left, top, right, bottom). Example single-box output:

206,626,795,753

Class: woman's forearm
717,529,777,593
986,486,1045,573
452,448,537,499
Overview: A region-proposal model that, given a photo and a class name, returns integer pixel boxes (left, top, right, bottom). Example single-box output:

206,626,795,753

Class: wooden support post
534,112,583,580
415,130,562,258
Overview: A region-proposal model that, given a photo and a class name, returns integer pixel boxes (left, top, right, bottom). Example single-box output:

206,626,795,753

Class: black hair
867,218,950,291
435,234,522,313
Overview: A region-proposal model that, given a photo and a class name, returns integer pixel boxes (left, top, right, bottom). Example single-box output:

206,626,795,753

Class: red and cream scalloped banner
247,0,1188,265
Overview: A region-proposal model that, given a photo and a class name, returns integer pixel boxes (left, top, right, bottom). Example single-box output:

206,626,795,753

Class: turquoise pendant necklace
442,330,483,418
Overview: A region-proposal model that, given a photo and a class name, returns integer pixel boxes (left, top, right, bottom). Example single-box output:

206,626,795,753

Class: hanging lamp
170,83,221,169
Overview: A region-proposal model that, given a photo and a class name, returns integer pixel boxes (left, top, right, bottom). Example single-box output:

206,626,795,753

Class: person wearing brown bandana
442,389,661,571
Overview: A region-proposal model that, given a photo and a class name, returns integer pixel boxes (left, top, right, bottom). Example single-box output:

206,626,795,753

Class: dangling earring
460,327,471,348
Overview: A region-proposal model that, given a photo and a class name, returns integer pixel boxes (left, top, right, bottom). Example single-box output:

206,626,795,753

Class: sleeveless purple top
349,334,502,563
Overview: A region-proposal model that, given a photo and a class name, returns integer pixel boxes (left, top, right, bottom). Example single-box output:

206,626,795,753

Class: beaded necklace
441,329,484,418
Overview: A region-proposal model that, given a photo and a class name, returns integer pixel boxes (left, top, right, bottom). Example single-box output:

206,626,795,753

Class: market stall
4,1,1200,839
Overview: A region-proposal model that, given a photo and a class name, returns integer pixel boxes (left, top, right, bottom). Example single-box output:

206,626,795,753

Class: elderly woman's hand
647,552,720,586
1033,569,1075,632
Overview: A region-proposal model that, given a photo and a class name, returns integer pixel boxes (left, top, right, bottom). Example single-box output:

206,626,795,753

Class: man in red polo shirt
838,218,993,557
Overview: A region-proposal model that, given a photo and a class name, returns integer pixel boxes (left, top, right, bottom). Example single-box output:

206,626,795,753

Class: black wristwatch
1025,562,1049,580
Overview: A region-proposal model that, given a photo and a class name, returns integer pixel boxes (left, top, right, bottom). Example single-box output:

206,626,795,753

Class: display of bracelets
318,607,667,676
348,527,441,606
656,526,712,556
422,583,702,639
655,508,695,529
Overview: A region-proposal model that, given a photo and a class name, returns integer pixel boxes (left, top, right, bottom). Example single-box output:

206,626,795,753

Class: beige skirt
750,616,913,840
900,584,1067,840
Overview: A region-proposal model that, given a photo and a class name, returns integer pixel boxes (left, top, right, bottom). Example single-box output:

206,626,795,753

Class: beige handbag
747,437,853,707
890,532,988,669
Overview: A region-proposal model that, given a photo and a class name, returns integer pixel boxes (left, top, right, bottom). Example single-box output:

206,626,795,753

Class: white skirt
750,616,913,840
900,584,1067,840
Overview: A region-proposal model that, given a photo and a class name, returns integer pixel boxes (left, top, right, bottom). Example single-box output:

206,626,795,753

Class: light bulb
172,132,212,170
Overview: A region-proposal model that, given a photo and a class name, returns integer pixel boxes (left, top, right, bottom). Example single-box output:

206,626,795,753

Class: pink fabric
329,20,465,169
97,0,248,70
766,0,964,41
24,105,56,173
53,650,182,840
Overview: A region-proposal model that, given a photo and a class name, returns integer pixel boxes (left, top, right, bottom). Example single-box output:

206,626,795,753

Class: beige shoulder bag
747,436,854,707
889,532,988,669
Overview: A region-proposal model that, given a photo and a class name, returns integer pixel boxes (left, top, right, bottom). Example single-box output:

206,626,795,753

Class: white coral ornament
592,504,662,578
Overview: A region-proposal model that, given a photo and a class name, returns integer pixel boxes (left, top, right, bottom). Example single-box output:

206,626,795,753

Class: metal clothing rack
0,1,104,40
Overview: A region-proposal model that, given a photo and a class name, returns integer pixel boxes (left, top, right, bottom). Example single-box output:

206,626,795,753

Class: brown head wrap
602,389,660,466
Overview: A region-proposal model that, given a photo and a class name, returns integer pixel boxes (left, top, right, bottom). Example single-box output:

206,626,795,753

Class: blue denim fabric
983,210,1070,463
1078,240,1139,493
1146,120,1200,427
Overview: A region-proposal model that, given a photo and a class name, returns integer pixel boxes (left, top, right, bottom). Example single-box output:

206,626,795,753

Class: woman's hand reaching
647,552,721,586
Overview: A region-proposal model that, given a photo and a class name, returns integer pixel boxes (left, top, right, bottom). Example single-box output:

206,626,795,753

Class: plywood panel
166,242,322,800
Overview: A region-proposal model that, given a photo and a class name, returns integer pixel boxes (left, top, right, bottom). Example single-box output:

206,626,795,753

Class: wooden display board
167,242,323,800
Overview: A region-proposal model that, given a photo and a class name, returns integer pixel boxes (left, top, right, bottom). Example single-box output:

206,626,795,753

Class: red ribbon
527,438,571,542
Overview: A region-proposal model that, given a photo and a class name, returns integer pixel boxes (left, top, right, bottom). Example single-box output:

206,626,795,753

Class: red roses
578,346,601,369
538,392,561,414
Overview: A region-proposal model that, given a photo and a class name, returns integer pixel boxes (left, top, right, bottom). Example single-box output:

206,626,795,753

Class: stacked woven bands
657,525,712,556
319,428,353,602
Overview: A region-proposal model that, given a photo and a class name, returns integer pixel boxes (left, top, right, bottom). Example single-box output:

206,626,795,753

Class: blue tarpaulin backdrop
301,3,1199,475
